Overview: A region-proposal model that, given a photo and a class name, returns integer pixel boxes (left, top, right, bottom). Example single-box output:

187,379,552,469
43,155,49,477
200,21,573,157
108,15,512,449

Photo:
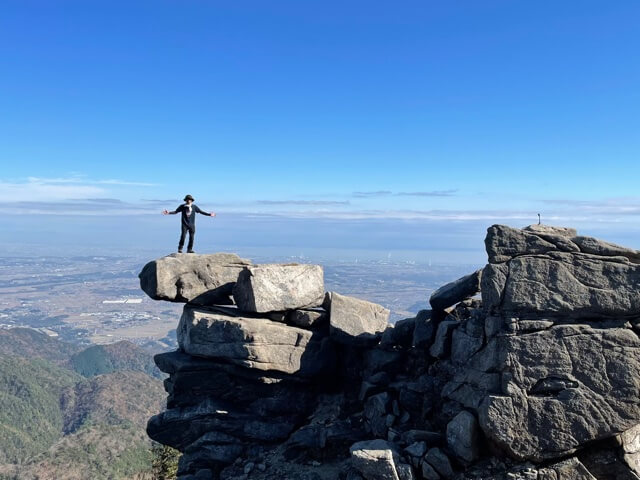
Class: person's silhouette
162,195,216,253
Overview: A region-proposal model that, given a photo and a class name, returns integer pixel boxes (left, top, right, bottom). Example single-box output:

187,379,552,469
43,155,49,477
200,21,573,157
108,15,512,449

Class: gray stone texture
286,309,327,328
364,392,391,438
483,252,640,318
233,263,325,312
142,225,640,479
536,457,597,480
139,253,250,304
412,310,437,349
450,312,485,365
483,224,640,318
445,225,640,465
177,305,333,376
423,448,453,479
476,323,640,461
429,270,482,311
147,398,298,450
621,424,640,476
429,319,459,359
446,410,480,463
350,439,406,480
420,461,440,480
380,317,415,350
328,292,390,346
485,224,559,264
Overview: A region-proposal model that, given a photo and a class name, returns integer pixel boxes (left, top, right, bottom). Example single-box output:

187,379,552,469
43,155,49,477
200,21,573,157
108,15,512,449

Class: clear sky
1,1,639,259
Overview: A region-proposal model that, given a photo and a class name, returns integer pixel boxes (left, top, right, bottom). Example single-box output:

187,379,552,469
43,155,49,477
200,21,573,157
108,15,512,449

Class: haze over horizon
2,1,639,260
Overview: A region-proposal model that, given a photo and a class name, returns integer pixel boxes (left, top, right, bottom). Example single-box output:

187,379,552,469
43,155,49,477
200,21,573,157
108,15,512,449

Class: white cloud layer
2,176,640,227
0,178,106,202
0,176,157,202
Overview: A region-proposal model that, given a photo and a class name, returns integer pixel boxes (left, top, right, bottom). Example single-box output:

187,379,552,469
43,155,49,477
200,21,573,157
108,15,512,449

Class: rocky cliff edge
139,224,640,480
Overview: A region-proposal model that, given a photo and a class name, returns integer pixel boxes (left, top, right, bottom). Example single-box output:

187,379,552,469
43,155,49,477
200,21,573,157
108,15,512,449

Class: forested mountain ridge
0,328,166,480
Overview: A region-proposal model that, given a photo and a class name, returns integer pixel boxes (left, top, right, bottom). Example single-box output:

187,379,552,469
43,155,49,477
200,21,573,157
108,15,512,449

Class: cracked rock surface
143,224,640,480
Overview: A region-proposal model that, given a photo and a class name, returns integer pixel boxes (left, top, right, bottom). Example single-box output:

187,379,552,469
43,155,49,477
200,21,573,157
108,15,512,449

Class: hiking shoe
187,250,195,254
177,249,183,253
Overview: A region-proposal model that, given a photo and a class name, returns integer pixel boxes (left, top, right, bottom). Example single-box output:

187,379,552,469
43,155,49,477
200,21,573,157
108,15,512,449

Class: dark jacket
170,204,211,227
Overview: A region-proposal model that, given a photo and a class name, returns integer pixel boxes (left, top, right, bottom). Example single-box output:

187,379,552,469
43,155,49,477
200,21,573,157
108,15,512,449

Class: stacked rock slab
140,255,391,479
232,264,325,312
142,225,640,480
139,253,251,305
176,306,333,376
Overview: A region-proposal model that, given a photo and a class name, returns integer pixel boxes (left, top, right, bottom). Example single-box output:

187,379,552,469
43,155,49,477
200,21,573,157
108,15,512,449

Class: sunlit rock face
142,225,640,480
139,253,251,305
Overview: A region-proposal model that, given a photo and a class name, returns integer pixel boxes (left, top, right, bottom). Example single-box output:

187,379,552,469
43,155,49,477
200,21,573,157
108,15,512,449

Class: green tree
151,443,179,480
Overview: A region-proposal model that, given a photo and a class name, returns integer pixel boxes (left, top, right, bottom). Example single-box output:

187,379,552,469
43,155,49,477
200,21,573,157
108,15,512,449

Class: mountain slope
0,425,155,480
0,328,81,367
70,341,163,379
0,355,82,463
5,371,165,480
61,370,165,433
0,329,167,479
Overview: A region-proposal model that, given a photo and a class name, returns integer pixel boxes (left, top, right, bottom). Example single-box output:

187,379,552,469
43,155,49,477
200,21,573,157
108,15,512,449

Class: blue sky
1,1,639,258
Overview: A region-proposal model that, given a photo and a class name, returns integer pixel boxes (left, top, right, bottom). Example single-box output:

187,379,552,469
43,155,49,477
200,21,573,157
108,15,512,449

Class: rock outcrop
142,225,640,480
482,224,640,317
139,253,251,305
429,270,482,312
177,305,334,376
329,292,391,346
233,264,325,312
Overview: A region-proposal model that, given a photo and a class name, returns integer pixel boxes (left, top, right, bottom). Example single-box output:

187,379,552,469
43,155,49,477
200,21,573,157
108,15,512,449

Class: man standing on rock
162,195,216,253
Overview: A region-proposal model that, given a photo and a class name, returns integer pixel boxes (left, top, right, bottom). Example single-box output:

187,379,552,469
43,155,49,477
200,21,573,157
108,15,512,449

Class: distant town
0,253,480,352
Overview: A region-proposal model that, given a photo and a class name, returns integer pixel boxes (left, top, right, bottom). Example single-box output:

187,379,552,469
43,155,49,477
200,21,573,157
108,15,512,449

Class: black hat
184,194,194,202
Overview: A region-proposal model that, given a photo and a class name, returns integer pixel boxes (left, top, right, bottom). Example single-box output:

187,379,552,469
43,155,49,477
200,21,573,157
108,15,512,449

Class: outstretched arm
162,205,182,215
195,206,216,217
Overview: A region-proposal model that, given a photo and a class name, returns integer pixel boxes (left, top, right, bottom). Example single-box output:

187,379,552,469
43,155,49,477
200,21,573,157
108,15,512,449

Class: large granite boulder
443,225,640,464
485,223,640,265
483,252,640,318
155,351,314,413
150,349,320,474
147,398,298,450
483,225,640,318
233,264,325,312
328,292,390,346
572,235,640,262
139,253,251,305
485,224,561,263
429,270,482,312
177,306,334,376
471,321,640,462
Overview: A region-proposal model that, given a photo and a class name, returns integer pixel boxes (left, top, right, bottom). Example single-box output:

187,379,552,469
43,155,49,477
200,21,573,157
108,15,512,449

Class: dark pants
179,224,196,252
